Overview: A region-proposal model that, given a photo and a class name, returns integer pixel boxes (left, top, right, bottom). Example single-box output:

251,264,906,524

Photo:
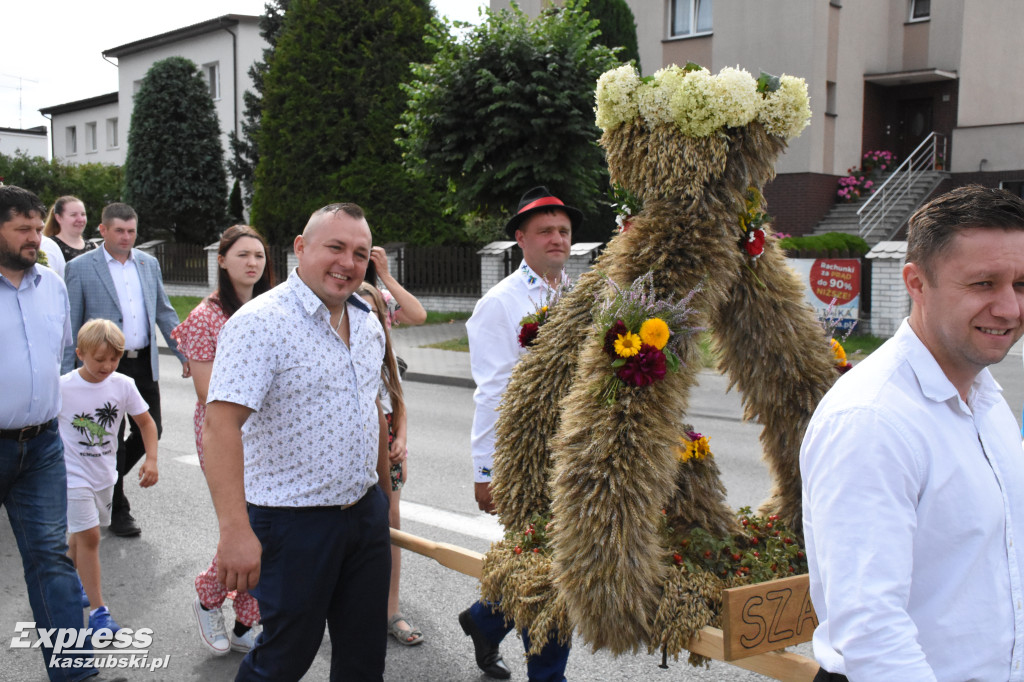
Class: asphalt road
3,343,1023,681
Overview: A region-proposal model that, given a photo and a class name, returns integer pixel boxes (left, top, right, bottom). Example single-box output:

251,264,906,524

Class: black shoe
109,512,141,537
459,608,511,679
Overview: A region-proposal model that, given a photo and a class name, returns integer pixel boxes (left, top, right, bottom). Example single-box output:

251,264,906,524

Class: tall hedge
123,56,228,244
587,0,641,70
399,1,621,242
251,0,454,246
228,0,290,206
0,152,122,236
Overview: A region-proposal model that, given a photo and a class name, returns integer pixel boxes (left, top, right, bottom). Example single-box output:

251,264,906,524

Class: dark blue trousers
0,421,95,681
236,485,391,682
468,600,570,682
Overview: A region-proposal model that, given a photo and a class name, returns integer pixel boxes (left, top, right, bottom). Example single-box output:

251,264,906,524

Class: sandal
387,613,424,646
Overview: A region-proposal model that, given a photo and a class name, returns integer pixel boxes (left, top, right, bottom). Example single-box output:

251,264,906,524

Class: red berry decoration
703,550,712,558
514,546,522,555
673,553,683,565
533,548,540,553
731,553,741,561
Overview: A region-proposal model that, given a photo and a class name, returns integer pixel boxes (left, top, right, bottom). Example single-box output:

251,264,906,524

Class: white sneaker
192,597,230,655
229,625,260,653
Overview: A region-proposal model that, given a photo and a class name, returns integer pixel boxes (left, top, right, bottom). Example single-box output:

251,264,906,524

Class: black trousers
814,669,849,682
112,346,162,516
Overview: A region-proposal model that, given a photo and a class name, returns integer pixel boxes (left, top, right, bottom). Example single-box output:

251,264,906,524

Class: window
670,0,712,38
909,0,930,21
1000,181,1024,200
825,81,837,116
66,126,77,155
85,122,97,152
106,118,119,149
202,62,221,100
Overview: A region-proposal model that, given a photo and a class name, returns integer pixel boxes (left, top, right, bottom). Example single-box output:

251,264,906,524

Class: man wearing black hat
458,186,582,680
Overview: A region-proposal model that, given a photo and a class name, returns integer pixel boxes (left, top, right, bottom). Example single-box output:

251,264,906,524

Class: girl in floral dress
358,281,425,646
171,225,273,656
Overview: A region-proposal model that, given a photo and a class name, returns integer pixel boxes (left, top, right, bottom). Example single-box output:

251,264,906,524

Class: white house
0,125,48,158
40,14,265,169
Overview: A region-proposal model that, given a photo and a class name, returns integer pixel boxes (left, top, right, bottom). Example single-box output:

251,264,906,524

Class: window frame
668,0,713,39
908,0,930,22
66,126,77,155
85,121,97,153
202,62,221,100
106,117,119,150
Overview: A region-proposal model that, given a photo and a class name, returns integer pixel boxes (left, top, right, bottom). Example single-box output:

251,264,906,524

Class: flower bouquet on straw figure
518,283,569,348
594,272,702,404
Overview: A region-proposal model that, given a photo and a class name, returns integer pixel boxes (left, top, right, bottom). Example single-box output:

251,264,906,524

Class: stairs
812,170,948,247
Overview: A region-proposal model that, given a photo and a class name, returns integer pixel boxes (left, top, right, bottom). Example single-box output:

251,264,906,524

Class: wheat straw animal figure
481,65,839,660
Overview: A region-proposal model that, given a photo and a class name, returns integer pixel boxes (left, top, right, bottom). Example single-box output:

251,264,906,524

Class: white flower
636,65,688,127
758,75,812,139
709,66,759,128
595,65,641,132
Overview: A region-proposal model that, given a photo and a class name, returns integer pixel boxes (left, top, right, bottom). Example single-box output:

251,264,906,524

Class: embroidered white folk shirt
801,319,1024,681
208,269,385,507
59,371,148,491
467,261,567,482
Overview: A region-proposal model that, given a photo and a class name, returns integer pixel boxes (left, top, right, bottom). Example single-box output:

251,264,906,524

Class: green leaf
611,358,627,368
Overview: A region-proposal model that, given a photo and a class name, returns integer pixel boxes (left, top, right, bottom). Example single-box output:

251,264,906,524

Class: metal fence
153,242,207,284
396,245,481,296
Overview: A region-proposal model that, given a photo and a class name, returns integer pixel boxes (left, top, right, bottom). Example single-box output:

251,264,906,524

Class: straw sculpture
480,64,838,661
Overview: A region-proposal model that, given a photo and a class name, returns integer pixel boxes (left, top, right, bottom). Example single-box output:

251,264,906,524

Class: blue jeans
237,485,391,682
0,421,96,681
468,600,570,682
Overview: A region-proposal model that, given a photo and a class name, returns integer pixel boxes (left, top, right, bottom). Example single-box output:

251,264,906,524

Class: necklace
334,305,347,334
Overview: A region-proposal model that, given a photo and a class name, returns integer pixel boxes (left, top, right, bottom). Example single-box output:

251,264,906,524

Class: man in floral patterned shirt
203,203,391,681
460,186,581,681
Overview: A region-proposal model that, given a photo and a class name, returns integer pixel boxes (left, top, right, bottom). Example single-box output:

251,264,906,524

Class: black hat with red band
505,186,584,238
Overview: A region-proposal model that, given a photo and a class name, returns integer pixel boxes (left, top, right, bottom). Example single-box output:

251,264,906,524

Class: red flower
616,344,667,386
744,229,766,258
518,322,539,347
602,319,628,358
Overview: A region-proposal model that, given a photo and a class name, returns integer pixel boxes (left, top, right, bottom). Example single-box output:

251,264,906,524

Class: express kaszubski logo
10,622,170,672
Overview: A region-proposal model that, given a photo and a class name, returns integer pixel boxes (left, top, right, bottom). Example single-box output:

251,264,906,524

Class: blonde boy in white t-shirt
59,318,158,633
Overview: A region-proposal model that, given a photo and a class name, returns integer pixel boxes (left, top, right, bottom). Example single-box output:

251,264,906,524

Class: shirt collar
0,266,41,291
288,267,371,319
896,317,1003,411
101,244,134,264
517,260,567,291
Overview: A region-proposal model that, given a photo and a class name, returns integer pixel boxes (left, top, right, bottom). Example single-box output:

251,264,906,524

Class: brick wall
763,173,840,237
865,242,909,337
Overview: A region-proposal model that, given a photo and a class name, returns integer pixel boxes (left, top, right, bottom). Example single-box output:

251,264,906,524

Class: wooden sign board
721,574,818,661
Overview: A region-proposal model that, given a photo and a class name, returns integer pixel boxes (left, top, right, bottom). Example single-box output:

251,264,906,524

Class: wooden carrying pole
390,528,819,681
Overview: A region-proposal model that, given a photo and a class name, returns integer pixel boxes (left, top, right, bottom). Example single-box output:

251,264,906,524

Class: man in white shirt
203,203,391,681
801,185,1024,681
459,186,581,681
63,203,186,536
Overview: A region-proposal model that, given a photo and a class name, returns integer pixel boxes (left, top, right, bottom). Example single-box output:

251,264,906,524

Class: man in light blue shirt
0,184,99,681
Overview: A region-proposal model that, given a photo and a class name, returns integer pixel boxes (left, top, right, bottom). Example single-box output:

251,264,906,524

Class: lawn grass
422,336,470,352
839,333,885,360
424,310,473,325
170,295,203,322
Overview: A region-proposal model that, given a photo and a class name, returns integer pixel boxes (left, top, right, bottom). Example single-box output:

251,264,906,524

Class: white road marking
172,455,502,541
399,499,503,542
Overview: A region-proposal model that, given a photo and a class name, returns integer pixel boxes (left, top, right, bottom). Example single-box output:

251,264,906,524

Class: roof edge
39,92,119,116
103,14,260,59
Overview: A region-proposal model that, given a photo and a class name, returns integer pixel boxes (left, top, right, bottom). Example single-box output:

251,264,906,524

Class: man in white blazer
63,203,187,536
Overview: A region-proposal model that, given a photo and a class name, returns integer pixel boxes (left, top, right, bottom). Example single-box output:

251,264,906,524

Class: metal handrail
858,132,947,240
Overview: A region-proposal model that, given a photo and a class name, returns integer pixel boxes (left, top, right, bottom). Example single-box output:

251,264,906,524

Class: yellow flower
639,318,670,350
830,337,849,367
614,331,642,357
679,435,711,462
541,306,548,313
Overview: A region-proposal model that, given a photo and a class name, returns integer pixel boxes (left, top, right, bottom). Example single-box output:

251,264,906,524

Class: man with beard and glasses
0,184,110,681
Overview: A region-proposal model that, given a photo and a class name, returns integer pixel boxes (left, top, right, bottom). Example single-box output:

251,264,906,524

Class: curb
404,372,476,389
